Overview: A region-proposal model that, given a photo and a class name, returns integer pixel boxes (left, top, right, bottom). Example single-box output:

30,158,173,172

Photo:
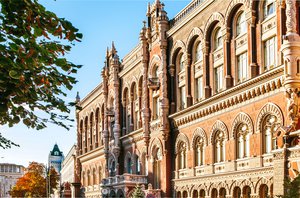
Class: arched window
89,113,94,150
237,124,250,159
153,147,162,189
264,0,275,19
95,108,100,147
195,137,204,166
178,142,187,169
214,28,223,50
214,130,225,163
233,187,242,198
236,11,246,36
195,42,203,62
263,115,280,153
93,168,96,185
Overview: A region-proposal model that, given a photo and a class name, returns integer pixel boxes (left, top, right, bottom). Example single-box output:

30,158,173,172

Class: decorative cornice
170,65,284,128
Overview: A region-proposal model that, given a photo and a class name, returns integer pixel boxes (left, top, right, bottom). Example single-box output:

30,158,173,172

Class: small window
264,37,276,71
195,42,203,62
179,55,185,71
237,52,248,83
196,77,203,100
214,65,223,93
180,86,186,110
264,0,275,19
214,28,223,50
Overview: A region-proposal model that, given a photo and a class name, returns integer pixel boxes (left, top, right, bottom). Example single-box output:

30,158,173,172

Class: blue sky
1,0,189,167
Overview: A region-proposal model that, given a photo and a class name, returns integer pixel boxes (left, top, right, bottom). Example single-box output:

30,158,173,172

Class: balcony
102,173,147,187
147,77,160,90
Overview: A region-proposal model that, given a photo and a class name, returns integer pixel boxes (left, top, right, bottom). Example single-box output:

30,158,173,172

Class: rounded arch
149,55,162,77
210,120,229,144
204,12,225,41
122,87,129,103
186,27,204,53
149,137,163,157
256,103,284,132
231,112,254,138
240,179,255,193
225,0,251,25
175,133,190,154
192,127,208,147
254,177,273,193
130,81,138,99
170,40,186,65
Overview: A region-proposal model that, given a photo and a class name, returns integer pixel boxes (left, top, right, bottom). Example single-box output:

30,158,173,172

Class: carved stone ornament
286,88,300,130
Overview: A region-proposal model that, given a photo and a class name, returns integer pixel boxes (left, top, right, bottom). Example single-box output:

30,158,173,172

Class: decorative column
73,98,82,198
138,88,142,128
140,23,150,152
224,28,233,89
281,0,300,130
122,100,127,135
101,68,109,177
248,12,259,78
186,53,193,107
169,64,176,114
111,54,121,176
203,42,211,98
129,95,134,132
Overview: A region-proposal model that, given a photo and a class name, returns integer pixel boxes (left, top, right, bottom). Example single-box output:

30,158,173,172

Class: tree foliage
0,0,82,148
281,174,300,198
9,162,59,197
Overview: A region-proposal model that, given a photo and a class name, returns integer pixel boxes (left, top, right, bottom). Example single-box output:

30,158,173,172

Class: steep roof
50,143,63,156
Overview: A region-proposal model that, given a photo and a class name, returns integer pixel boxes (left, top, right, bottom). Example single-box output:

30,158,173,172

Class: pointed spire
75,91,80,103
106,47,109,57
112,41,116,51
147,2,151,16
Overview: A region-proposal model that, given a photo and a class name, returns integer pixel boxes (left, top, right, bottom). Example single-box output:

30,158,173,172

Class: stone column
224,28,233,89
186,53,193,107
140,25,151,151
102,69,109,177
111,55,121,176
281,0,300,130
247,12,259,78
169,64,176,114
203,42,211,98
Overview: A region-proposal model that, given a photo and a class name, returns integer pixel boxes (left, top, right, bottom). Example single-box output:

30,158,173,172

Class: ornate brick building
74,0,300,197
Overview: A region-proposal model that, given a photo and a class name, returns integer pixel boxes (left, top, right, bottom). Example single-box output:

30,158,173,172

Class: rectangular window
264,37,276,71
237,52,248,83
214,65,223,93
180,86,186,110
197,76,203,100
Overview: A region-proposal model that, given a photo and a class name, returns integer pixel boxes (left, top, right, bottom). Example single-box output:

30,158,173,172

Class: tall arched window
263,115,279,153
95,108,99,147
153,148,162,189
213,27,223,94
264,0,275,19
90,113,94,150
178,142,187,169
195,137,204,166
214,130,225,163
237,124,250,159
135,156,141,175
236,12,246,36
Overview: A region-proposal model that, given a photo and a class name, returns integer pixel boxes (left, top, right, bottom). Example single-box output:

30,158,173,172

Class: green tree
281,174,300,198
0,0,82,148
9,162,59,197
131,184,144,198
